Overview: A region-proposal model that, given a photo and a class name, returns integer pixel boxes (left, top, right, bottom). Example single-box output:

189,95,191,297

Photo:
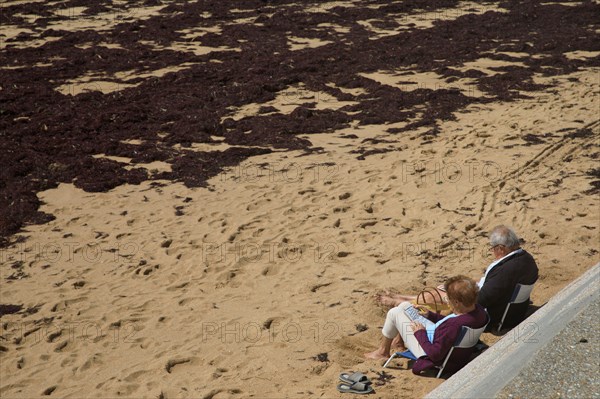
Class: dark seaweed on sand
1,0,599,246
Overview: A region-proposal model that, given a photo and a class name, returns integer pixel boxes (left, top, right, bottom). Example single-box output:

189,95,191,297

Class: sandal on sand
339,371,369,385
337,381,374,394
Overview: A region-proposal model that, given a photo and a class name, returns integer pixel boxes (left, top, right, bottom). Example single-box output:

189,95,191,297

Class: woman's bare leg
374,292,417,307
391,333,405,350
375,288,448,308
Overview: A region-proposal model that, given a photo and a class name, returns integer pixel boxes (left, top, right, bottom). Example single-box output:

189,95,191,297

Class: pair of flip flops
337,371,374,394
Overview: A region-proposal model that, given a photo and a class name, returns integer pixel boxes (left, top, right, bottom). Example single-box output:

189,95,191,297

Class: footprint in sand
115,383,140,396
78,353,103,372
60,355,77,367
165,357,191,373
202,388,243,399
54,340,68,352
124,370,148,382
166,281,190,292
46,330,62,343
50,297,88,312
42,386,57,396
261,264,280,276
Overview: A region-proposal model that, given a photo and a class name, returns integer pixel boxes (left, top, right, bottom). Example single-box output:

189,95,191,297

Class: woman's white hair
489,225,520,249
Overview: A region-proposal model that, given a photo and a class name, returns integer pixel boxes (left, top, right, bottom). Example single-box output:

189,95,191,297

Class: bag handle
416,287,445,313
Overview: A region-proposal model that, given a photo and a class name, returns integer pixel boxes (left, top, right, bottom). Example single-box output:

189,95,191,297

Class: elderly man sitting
376,225,539,330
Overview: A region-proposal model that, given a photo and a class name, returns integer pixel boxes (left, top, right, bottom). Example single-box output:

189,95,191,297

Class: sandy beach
1,1,599,398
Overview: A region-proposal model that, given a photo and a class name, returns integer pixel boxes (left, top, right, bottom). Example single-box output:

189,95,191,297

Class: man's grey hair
489,225,521,249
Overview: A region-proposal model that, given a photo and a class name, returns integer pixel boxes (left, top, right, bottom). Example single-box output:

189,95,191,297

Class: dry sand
1,1,599,398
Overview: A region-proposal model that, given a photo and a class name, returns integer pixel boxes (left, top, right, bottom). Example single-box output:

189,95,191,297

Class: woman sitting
365,275,488,376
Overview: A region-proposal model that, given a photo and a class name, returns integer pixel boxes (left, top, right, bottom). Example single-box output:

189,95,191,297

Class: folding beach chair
383,319,489,378
497,283,535,332
382,349,417,368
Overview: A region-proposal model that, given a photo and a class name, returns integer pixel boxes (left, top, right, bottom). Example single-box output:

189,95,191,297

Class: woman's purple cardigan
412,304,488,376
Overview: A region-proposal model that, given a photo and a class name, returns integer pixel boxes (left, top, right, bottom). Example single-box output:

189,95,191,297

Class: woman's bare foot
364,349,390,360
372,289,392,300
375,294,401,308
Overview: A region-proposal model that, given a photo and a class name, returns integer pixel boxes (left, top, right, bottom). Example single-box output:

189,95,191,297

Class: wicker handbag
414,286,451,314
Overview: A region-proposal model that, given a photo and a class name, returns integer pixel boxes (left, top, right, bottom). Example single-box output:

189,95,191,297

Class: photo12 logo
112,4,137,22
281,88,338,105
201,241,340,264
0,241,139,265
401,241,476,264
220,162,339,183
53,3,138,24
400,158,568,188
3,320,139,346
428,5,498,21
54,4,84,20
400,240,541,265
400,160,503,185
63,82,103,97
60,81,131,97
200,320,340,344
314,1,347,13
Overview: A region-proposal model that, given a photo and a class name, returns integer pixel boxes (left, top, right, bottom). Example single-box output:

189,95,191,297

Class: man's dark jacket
478,249,538,329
